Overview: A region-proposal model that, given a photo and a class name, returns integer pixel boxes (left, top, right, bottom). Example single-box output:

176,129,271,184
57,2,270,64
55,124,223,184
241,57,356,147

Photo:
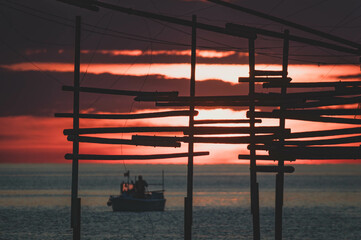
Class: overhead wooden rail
63,126,290,135
64,152,210,160
55,110,198,119
207,0,361,50
62,85,179,97
263,81,361,88
57,0,256,39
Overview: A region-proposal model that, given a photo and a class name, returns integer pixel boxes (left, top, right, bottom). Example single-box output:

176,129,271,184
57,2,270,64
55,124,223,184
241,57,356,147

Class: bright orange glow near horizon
2,63,360,83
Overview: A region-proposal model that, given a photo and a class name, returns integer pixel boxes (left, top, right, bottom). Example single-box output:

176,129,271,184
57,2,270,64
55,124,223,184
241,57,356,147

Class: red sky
1,0,361,164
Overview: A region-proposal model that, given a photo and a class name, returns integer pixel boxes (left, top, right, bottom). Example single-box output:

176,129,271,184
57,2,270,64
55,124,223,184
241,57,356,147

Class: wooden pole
248,38,261,240
185,15,196,240
275,29,289,240
71,16,81,240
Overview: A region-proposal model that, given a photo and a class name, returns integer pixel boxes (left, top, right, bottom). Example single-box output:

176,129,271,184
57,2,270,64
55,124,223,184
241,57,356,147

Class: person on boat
135,175,148,198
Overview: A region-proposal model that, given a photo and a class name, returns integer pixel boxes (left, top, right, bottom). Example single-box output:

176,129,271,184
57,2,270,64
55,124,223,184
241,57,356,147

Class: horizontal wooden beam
62,86,178,97
65,152,210,160
55,110,198,119
194,119,261,124
269,147,361,159
226,23,360,54
208,0,361,49
238,77,292,83
289,96,361,108
272,109,361,116
272,135,361,146
64,126,290,135
250,112,361,124
285,126,361,139
238,154,296,161
263,81,361,89
132,135,276,144
254,70,284,76
67,135,181,147
255,165,295,173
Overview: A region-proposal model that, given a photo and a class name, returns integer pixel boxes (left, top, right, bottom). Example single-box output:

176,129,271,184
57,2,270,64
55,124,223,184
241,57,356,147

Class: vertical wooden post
71,16,81,240
275,29,289,240
185,15,197,240
248,38,261,240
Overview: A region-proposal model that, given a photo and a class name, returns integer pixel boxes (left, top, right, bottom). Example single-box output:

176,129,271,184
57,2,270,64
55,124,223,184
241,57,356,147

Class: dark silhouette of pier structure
55,0,361,239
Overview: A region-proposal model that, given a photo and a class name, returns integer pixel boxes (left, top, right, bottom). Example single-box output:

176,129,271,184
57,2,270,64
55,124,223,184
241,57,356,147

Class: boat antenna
162,170,165,192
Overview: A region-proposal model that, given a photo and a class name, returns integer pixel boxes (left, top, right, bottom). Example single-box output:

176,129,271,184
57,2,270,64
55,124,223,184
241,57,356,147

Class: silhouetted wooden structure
56,1,361,240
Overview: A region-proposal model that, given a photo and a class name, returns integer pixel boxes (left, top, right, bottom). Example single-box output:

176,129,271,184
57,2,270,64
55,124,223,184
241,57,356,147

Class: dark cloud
337,74,361,79
0,69,262,116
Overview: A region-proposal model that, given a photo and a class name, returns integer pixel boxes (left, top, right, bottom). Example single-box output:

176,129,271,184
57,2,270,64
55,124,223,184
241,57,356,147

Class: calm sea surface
0,164,360,239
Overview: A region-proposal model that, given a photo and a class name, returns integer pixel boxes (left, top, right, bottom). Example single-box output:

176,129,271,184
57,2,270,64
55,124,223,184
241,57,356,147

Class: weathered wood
155,99,302,107
93,1,256,39
226,23,359,55
238,154,296,161
67,135,181,147
271,135,361,146
183,126,290,135
255,165,294,173
194,119,261,124
272,109,361,116
131,135,276,144
62,85,178,97
55,110,198,119
254,70,283,76
263,81,361,88
284,126,361,139
238,77,291,83
250,112,361,124
65,152,210,160
287,96,361,108
64,126,290,135
207,0,361,49
269,147,361,159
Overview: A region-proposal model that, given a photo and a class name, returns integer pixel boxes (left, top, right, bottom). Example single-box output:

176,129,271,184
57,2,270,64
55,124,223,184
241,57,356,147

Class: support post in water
71,16,81,240
248,38,261,240
185,15,197,240
275,29,289,240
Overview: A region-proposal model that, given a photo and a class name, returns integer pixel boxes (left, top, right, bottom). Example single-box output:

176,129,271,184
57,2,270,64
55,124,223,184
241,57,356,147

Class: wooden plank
272,135,361,146
285,126,361,139
238,77,291,83
194,119,261,124
269,146,361,159
289,96,361,108
183,127,290,135
68,135,181,147
64,126,290,135
64,152,210,160
238,154,296,161
263,81,361,88
55,110,198,119
250,112,361,124
62,85,178,97
255,165,294,173
254,70,283,76
207,0,361,49
226,23,359,54
132,135,276,144
272,109,361,116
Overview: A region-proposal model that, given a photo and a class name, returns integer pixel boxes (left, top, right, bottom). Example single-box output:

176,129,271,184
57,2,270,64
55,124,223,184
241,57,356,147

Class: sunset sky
1,0,361,164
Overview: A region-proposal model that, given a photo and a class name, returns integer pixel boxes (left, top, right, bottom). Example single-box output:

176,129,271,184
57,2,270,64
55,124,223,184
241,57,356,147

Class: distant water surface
0,164,360,239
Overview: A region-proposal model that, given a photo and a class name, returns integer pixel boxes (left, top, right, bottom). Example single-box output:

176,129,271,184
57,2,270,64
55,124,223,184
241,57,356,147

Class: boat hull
109,196,166,212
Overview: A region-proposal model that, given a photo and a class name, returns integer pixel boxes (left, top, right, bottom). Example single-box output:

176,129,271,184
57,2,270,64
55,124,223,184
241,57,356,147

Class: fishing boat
107,171,166,212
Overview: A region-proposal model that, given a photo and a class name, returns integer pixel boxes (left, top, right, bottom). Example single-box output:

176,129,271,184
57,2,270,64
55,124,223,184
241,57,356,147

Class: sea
0,164,360,240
